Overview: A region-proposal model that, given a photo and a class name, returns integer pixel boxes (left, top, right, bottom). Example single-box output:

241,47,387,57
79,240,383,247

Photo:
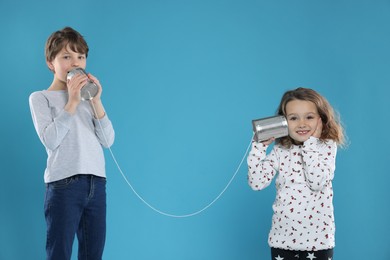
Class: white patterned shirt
247,136,337,251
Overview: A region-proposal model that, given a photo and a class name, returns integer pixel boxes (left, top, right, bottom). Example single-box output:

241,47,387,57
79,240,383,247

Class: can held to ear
252,115,288,142
67,68,99,101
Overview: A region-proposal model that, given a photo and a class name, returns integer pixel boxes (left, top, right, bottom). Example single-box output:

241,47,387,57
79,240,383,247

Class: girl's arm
301,136,337,191
247,141,279,190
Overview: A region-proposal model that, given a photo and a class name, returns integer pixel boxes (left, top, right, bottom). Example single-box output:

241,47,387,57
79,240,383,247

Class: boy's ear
46,60,55,72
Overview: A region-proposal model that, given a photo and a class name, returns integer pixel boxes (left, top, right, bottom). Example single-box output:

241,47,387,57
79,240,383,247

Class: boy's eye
288,116,297,121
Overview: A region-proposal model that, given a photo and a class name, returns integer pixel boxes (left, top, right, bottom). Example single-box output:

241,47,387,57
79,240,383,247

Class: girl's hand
261,137,275,146
312,118,323,138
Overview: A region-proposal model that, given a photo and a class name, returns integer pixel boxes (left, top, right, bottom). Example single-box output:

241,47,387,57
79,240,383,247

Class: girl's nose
298,119,306,127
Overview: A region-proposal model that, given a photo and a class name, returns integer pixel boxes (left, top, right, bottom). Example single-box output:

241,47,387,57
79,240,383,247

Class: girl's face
47,45,87,87
285,99,320,144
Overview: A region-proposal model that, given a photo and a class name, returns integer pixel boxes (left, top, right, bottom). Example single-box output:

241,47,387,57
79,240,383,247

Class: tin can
252,115,288,142
67,68,99,101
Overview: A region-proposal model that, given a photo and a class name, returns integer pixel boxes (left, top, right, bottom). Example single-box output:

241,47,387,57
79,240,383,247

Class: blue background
1,0,389,259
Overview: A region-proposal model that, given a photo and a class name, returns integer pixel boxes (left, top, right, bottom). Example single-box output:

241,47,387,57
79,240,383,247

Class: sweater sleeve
247,142,279,191
29,92,73,151
301,136,337,191
93,115,115,148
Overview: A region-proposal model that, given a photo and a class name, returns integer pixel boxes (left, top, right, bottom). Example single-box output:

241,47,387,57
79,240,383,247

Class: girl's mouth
296,130,310,135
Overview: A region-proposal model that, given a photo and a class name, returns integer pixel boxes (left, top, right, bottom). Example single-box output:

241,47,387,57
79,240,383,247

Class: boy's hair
276,87,346,148
45,27,89,63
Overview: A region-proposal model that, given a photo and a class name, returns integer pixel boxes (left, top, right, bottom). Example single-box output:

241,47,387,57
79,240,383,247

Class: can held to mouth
67,68,99,101
252,115,288,142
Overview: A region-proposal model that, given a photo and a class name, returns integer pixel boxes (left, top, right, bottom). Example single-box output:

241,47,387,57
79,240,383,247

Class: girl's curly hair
276,87,346,148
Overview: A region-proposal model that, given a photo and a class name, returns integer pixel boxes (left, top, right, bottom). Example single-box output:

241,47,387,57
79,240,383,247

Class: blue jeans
45,174,106,260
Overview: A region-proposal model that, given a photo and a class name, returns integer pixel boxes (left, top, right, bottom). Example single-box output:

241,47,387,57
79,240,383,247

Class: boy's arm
93,113,115,148
29,92,72,151
90,99,106,119
87,74,115,147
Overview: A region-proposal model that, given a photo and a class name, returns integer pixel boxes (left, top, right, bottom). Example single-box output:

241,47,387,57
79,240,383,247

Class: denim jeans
44,174,106,260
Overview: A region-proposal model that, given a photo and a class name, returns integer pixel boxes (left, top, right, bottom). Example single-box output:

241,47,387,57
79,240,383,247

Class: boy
29,27,115,260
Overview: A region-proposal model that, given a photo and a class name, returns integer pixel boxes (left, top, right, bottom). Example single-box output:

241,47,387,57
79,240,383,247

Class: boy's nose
71,58,80,67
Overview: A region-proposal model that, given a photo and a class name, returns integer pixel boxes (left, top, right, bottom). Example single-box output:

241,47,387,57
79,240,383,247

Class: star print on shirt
306,252,317,260
275,255,284,260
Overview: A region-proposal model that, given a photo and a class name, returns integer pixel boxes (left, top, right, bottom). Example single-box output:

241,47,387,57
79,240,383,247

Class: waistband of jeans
72,174,106,180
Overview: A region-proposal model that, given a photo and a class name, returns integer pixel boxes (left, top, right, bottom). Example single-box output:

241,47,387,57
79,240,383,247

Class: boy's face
47,45,87,84
285,99,320,144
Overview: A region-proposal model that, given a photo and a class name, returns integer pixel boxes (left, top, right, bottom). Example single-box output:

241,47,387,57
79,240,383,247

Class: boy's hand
87,73,102,103
65,73,87,113
86,73,106,119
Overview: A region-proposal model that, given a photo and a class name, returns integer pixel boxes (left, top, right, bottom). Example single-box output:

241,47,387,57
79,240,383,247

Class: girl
29,27,115,260
247,87,345,260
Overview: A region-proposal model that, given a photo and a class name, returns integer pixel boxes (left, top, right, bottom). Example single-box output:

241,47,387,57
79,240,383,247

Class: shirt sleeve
29,92,73,151
301,136,337,191
247,142,279,190
93,115,115,148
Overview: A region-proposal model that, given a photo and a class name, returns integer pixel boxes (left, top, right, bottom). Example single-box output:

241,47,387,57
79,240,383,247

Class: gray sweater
29,90,115,183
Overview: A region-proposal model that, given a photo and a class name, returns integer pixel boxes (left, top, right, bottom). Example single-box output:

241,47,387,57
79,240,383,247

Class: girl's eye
289,117,297,121
78,56,85,60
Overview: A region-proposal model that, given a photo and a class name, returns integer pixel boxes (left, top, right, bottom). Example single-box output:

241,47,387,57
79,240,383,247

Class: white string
89,97,253,218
